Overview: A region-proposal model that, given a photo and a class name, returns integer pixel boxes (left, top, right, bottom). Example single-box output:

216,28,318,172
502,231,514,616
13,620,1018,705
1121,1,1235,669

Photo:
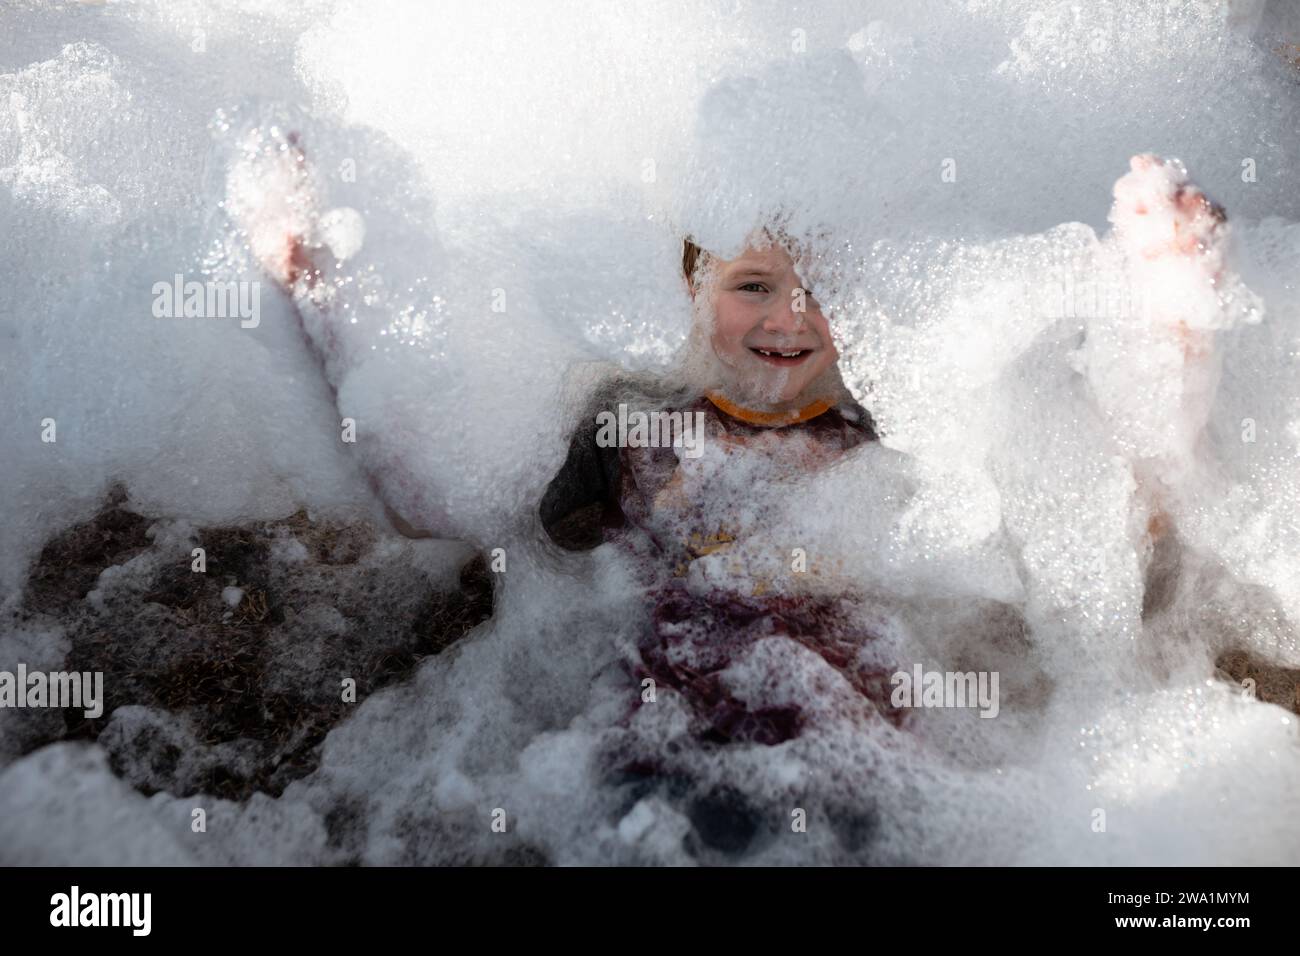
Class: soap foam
2,0,1300,865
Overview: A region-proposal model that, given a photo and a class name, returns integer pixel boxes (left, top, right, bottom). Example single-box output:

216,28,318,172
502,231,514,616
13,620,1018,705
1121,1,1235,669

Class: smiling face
695,242,839,407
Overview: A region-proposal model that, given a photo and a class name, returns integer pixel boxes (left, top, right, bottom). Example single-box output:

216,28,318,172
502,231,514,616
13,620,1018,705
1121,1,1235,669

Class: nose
761,293,806,336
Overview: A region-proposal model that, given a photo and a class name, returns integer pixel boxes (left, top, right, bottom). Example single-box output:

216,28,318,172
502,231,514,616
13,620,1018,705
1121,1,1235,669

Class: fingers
1129,152,1159,173
1111,153,1228,262
226,127,323,288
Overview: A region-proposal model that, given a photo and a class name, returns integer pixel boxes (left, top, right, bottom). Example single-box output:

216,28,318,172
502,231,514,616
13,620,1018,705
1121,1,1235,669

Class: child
231,132,1235,745
540,235,877,549
540,234,899,745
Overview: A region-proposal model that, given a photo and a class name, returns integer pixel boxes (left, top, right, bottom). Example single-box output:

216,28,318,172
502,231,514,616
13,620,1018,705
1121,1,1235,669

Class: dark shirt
540,387,877,552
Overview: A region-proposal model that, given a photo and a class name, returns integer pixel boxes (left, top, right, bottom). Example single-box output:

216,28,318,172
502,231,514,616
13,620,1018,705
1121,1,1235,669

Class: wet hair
683,228,799,289
682,238,706,290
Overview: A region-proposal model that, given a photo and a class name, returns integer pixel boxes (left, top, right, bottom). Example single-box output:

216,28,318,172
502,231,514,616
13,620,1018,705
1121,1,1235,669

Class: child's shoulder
835,397,879,444
587,373,701,415
540,374,699,550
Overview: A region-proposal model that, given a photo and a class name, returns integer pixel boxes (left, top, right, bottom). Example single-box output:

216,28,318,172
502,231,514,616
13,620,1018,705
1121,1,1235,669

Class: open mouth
749,346,813,367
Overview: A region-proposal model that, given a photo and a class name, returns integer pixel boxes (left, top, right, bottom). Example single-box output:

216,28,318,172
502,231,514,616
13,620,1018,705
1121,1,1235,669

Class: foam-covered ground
3,0,1300,864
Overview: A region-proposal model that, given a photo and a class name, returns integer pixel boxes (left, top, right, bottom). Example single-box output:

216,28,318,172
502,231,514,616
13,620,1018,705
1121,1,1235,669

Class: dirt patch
8,484,493,801
1215,649,1300,713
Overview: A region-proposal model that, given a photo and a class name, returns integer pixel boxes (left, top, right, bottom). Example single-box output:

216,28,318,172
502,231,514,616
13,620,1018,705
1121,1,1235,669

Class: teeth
757,349,804,357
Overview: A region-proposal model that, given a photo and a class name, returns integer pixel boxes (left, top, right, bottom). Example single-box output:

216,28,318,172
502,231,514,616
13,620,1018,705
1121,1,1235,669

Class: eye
738,282,768,293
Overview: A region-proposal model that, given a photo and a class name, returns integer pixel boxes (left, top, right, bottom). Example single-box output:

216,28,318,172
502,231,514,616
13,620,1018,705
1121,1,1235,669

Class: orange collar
705,391,834,427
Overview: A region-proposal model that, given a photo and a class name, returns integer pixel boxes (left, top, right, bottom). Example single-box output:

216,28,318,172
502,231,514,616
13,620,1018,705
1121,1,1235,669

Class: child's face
700,244,839,405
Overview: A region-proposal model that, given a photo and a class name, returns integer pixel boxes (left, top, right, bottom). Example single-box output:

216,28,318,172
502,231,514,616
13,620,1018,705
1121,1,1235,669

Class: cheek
710,302,752,360
810,314,838,360
809,349,837,382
